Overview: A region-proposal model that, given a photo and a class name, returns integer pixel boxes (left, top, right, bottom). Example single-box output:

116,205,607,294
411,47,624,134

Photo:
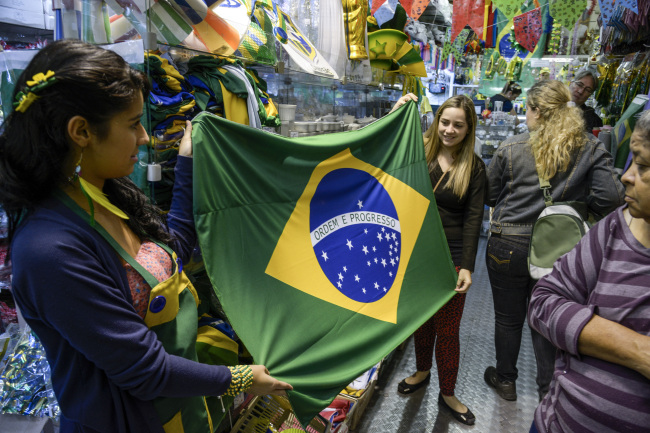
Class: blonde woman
483,80,624,403
392,94,486,426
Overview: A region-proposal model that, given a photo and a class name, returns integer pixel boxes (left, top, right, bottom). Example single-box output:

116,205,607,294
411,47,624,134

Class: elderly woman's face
622,129,650,223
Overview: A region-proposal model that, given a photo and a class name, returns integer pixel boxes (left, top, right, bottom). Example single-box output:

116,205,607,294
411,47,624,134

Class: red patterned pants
413,273,466,396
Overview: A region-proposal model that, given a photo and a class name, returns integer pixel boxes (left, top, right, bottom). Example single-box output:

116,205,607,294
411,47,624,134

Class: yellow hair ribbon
79,177,129,221
14,92,41,113
26,70,56,87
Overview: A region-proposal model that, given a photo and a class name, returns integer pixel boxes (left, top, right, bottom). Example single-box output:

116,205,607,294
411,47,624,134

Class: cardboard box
0,6,45,29
0,0,43,14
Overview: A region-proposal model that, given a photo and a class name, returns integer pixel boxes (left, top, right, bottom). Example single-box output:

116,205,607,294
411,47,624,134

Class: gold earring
68,153,82,183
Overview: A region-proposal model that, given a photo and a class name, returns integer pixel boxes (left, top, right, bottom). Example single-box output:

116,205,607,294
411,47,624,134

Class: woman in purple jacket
527,110,650,433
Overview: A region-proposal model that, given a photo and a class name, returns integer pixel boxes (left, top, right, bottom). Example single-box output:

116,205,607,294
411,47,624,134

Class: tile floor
354,236,541,433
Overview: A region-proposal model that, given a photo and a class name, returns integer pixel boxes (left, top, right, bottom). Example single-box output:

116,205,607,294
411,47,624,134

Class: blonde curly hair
527,80,587,180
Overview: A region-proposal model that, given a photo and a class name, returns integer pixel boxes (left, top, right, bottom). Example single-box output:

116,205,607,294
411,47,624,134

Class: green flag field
192,101,457,426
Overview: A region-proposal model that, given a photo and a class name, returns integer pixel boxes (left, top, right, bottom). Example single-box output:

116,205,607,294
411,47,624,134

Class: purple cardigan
11,157,231,433
528,206,650,433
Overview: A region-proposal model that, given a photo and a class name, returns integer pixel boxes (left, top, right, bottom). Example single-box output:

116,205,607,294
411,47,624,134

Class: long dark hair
0,40,172,245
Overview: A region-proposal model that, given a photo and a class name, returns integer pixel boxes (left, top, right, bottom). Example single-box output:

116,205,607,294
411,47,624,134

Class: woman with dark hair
489,80,522,115
390,94,486,425
0,40,291,433
483,79,624,404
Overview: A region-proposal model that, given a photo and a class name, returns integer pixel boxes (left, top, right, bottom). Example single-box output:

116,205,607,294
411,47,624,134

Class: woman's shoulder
470,153,486,172
493,132,530,155
12,202,97,262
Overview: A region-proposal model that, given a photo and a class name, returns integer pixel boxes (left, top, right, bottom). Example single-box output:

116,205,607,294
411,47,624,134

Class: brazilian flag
192,101,457,426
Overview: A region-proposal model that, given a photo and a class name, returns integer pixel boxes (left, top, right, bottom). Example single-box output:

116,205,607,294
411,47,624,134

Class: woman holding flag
0,40,291,433
391,93,486,425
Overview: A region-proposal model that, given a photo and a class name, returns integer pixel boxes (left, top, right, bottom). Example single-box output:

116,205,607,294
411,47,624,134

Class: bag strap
433,169,448,193
54,190,176,288
536,168,554,207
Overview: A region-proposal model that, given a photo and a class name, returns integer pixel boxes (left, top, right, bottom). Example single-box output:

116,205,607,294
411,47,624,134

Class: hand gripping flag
191,102,457,426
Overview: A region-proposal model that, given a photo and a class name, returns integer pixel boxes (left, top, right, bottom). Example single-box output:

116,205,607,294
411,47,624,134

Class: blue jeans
485,234,556,394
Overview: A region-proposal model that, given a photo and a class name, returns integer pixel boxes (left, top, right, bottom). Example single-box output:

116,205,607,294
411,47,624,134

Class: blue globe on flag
310,168,401,303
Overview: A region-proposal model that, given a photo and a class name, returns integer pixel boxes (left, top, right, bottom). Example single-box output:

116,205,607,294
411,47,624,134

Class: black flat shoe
397,372,430,394
438,392,476,426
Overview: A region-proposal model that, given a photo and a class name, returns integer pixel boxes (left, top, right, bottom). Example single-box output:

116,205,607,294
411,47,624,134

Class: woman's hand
455,268,472,293
178,120,193,158
248,365,293,396
389,93,419,114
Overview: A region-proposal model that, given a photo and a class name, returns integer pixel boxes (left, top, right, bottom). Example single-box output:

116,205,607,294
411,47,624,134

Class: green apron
58,192,238,433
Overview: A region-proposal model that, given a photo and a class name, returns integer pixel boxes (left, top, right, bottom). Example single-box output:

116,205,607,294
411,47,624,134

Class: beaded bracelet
225,365,254,397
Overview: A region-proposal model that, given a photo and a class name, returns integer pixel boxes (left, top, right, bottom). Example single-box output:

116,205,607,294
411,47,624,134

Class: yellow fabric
144,252,200,328
162,411,184,433
79,177,129,220
196,326,239,354
218,81,249,125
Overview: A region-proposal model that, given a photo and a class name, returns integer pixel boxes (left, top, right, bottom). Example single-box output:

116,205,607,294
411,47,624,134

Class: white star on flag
362,246,369,255
321,251,328,261
357,200,363,209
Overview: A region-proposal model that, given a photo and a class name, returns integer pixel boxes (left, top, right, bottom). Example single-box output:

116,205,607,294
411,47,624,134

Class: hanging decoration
450,28,472,64
547,22,563,54
492,0,523,20
342,0,369,59
549,0,587,29
409,0,430,20
451,0,486,42
512,7,542,52
373,0,397,26
164,0,244,54
505,56,524,80
367,29,427,77
508,27,527,53
254,0,339,79
598,0,638,26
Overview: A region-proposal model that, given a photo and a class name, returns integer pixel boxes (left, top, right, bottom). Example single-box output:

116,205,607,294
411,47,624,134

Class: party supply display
0,327,59,418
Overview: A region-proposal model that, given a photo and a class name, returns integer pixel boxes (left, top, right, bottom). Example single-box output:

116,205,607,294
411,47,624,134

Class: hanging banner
451,28,472,64
492,0,521,19
451,0,486,42
256,0,339,79
513,7,542,52
549,0,587,29
410,0,430,19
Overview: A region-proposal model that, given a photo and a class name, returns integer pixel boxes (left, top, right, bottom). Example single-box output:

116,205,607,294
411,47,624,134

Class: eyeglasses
572,81,594,95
